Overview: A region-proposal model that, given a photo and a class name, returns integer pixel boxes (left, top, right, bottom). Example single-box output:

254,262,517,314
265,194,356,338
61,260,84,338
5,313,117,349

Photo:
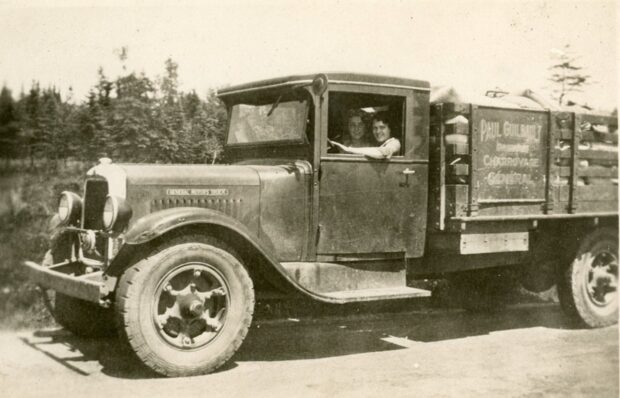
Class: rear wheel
558,228,618,328
115,235,254,377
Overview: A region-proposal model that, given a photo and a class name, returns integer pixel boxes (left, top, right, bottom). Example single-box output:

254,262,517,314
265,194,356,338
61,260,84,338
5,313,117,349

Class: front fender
120,207,359,304
124,206,270,249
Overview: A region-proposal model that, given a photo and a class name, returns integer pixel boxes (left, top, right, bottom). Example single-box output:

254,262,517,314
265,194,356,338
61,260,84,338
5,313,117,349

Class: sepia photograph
0,0,618,396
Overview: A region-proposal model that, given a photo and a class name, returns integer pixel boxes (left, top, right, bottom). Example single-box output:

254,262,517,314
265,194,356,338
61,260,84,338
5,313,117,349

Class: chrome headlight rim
102,195,132,233
58,191,82,225
102,195,119,231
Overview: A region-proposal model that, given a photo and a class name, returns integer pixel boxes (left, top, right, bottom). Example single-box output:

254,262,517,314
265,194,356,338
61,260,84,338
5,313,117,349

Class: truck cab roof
217,72,431,97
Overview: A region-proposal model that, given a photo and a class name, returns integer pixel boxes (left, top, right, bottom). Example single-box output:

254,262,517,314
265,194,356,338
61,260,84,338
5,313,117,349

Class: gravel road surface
1,303,617,398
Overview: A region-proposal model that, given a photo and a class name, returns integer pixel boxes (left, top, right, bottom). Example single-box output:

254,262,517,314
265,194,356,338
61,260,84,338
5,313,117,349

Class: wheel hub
187,300,205,318
154,263,229,349
586,251,618,307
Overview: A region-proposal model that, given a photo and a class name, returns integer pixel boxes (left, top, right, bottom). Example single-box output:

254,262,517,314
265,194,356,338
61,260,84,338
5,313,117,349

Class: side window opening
327,92,405,156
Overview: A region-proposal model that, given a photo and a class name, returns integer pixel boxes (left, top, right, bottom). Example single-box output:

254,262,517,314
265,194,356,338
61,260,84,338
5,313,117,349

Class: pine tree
110,72,156,162
0,86,19,166
6,52,230,167
548,45,591,106
156,58,184,162
17,82,45,169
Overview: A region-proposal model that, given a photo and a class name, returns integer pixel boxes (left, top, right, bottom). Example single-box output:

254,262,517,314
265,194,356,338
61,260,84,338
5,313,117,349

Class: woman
329,113,400,159
342,110,372,148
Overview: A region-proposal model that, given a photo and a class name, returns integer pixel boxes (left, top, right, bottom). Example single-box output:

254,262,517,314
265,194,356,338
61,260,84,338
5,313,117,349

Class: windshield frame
224,89,311,148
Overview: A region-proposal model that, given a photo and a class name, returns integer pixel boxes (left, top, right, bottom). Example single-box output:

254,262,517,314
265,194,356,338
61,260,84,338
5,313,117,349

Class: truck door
316,86,429,258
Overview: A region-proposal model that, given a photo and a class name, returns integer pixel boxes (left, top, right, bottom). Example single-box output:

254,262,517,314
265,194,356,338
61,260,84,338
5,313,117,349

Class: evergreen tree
109,72,157,162
39,87,65,166
0,86,19,164
77,90,110,160
5,53,230,167
17,82,45,168
548,45,591,106
156,58,184,162
160,58,179,106
200,89,227,162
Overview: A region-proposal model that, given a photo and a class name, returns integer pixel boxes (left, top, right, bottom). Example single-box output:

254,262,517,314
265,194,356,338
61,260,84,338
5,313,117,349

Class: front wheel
52,293,115,337
40,251,115,337
115,235,254,377
558,227,618,328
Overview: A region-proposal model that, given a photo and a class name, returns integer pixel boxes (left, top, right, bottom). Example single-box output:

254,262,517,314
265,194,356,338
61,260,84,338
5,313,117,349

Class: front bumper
22,260,111,305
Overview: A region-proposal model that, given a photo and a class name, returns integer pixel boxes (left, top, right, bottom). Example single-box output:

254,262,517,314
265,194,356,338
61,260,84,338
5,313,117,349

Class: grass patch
0,166,86,329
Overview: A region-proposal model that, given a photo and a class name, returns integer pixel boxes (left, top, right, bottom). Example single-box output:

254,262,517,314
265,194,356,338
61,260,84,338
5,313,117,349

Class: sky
0,0,617,110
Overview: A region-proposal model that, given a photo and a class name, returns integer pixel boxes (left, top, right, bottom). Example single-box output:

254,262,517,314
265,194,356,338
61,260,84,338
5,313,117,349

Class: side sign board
472,108,547,202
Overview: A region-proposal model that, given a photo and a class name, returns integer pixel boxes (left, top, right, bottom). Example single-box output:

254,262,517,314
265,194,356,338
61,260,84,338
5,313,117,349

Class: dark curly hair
372,112,392,127
347,109,367,121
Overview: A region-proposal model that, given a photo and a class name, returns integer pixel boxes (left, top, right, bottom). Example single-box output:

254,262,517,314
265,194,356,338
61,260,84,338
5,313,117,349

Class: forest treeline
0,58,227,170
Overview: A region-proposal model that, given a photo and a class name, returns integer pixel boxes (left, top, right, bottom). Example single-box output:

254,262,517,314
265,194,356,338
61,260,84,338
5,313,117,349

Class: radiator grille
82,179,108,229
151,198,243,218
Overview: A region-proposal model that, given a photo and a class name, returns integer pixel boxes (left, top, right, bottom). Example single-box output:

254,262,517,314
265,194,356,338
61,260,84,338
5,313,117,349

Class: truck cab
218,73,431,266
23,72,617,377
150,73,434,303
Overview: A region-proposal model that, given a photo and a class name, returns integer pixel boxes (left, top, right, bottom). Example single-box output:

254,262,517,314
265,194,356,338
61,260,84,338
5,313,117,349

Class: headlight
102,195,132,232
58,192,82,225
102,196,117,230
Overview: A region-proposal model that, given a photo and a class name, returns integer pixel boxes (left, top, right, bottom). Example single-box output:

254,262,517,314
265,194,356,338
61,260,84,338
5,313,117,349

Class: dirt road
1,304,617,398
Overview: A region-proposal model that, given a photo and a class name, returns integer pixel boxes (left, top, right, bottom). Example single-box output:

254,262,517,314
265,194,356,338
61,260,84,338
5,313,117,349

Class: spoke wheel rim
585,250,618,308
152,262,230,350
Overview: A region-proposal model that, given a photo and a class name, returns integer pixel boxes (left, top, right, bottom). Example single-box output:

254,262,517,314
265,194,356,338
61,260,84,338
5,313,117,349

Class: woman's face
348,116,365,140
372,120,391,143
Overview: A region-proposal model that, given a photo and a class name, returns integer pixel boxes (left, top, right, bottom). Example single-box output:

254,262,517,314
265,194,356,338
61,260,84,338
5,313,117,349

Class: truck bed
428,102,618,232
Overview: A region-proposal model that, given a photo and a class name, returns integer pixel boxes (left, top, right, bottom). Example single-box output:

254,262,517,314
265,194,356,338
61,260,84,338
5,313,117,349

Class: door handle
400,168,416,187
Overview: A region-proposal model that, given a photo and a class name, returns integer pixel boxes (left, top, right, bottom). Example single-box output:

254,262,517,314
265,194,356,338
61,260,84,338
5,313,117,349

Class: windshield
227,99,308,145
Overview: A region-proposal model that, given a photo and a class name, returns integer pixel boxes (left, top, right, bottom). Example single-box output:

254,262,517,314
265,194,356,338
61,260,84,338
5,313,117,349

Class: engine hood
87,163,261,198
121,164,260,187
86,159,313,262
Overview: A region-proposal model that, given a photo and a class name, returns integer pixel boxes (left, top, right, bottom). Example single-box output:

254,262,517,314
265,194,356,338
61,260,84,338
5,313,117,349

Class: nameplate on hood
166,188,229,196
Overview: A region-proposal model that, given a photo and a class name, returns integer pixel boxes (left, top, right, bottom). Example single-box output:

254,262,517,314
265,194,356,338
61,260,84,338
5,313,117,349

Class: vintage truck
23,73,618,377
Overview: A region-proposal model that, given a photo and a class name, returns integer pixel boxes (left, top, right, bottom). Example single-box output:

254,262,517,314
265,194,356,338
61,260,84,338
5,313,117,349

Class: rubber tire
557,227,618,328
53,293,116,337
115,235,255,377
41,250,115,338
519,259,558,293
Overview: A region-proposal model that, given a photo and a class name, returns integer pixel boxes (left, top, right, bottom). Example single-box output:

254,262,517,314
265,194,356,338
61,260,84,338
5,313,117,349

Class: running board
319,286,430,303
280,261,406,293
